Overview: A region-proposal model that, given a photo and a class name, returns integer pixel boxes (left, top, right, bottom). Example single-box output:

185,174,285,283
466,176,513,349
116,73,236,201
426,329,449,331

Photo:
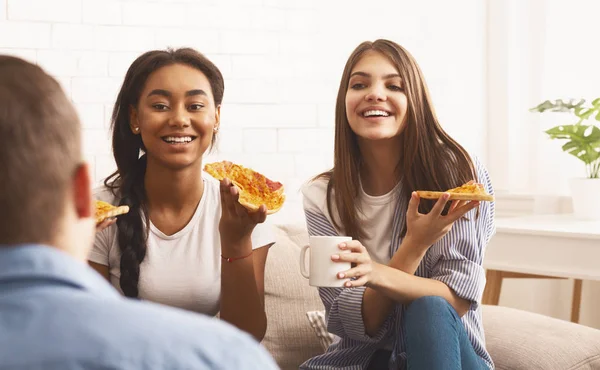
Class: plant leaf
546,125,600,164
576,108,595,119
530,99,585,113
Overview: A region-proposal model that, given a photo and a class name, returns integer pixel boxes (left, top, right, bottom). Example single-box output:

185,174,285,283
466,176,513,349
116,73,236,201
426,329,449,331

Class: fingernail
339,243,346,249
338,272,345,278
331,254,340,260
345,282,352,287
443,193,450,200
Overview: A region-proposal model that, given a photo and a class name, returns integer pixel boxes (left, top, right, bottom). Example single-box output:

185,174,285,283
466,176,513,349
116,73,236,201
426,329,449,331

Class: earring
134,127,140,133
213,127,219,133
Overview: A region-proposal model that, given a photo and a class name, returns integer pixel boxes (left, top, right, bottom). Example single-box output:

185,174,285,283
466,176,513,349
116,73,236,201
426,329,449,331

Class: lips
161,136,197,144
360,107,393,117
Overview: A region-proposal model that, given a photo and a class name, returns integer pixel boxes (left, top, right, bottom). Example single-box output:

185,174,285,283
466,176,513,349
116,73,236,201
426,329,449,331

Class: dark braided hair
104,48,224,298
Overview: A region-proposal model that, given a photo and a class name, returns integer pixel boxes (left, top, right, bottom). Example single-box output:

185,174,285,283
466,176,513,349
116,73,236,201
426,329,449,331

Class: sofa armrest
483,305,600,370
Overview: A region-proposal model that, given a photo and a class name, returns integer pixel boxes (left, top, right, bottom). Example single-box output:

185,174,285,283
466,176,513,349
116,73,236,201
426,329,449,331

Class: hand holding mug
331,240,378,288
300,236,351,287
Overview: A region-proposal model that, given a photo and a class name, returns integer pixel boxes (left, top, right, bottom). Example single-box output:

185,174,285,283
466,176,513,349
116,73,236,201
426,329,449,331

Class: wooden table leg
482,269,503,305
571,279,582,323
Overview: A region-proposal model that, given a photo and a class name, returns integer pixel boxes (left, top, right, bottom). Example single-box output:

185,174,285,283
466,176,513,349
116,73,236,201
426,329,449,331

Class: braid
115,155,148,298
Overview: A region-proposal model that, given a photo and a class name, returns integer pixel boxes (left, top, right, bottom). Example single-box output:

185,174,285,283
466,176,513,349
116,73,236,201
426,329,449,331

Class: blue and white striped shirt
300,157,495,370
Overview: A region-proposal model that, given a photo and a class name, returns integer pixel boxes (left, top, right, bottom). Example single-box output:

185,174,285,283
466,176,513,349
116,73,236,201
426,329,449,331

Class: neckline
359,178,401,205
148,178,207,240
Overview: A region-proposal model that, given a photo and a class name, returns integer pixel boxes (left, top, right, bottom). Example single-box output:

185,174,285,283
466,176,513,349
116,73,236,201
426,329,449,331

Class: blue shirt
0,245,279,370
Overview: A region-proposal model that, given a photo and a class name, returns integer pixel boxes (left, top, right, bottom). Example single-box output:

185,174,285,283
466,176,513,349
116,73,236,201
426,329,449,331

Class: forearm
220,239,267,341
371,265,470,316
362,238,428,336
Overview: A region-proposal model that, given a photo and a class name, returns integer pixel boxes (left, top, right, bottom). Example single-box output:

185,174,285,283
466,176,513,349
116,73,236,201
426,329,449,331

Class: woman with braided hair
89,48,273,341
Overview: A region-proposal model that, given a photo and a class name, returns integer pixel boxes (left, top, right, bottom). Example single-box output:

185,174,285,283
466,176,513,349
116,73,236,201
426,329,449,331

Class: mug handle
299,245,310,279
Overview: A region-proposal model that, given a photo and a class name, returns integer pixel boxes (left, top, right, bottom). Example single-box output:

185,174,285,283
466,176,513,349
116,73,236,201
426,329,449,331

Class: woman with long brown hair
89,48,273,341
301,40,495,369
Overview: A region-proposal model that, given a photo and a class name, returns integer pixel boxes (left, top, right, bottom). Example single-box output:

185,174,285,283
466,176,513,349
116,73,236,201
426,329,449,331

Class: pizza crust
238,193,286,215
95,201,130,223
416,191,494,202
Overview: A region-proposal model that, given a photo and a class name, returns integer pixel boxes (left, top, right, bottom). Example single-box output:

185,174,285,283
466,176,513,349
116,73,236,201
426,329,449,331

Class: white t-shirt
301,178,398,264
89,173,274,316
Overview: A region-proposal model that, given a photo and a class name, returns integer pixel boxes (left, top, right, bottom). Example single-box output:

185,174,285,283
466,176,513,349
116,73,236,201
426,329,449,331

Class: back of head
0,56,81,246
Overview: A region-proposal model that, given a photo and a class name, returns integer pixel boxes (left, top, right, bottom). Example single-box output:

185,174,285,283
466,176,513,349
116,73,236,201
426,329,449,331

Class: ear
129,105,140,134
214,105,221,131
73,162,93,220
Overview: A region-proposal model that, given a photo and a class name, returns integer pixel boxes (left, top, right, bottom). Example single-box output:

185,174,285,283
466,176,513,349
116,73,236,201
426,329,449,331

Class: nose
169,106,191,128
365,83,387,102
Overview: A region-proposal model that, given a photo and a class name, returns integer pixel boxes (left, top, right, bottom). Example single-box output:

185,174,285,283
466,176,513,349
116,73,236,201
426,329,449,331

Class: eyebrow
349,72,402,79
147,89,208,98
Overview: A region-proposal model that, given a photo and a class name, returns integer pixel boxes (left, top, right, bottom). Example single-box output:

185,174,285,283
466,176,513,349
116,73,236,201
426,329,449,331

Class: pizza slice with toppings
416,182,494,201
204,161,285,215
95,200,130,224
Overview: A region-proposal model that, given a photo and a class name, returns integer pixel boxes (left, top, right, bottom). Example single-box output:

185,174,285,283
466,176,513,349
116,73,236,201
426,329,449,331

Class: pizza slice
416,182,494,202
204,161,285,215
95,200,130,223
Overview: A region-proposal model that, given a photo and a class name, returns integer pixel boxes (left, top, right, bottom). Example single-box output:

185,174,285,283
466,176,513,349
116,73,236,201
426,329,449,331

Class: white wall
488,0,600,196
487,0,600,329
0,0,487,224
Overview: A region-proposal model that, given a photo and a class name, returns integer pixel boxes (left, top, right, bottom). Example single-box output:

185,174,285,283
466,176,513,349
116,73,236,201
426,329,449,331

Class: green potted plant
530,98,600,219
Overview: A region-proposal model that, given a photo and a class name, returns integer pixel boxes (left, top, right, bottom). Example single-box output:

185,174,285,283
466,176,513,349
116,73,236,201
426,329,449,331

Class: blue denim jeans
403,296,488,370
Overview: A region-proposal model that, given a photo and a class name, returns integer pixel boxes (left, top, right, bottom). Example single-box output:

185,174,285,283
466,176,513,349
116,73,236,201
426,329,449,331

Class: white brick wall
0,0,487,223
8,0,81,23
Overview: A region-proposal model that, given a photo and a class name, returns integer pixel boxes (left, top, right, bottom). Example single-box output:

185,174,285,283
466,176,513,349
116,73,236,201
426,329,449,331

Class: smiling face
130,63,219,170
345,50,408,142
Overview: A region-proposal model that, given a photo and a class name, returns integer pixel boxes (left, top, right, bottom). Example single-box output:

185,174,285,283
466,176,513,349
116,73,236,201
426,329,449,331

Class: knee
405,296,453,318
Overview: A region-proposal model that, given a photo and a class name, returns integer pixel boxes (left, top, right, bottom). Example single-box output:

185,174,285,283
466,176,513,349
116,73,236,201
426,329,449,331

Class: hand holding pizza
403,191,480,251
96,218,117,232
94,200,128,232
218,177,268,248
205,161,285,252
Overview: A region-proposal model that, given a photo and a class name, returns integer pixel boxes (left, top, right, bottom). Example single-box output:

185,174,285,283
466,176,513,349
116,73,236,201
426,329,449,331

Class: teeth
363,110,390,117
164,136,193,143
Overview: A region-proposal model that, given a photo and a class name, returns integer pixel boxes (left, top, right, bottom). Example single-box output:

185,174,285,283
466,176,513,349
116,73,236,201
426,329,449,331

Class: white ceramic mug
299,236,352,287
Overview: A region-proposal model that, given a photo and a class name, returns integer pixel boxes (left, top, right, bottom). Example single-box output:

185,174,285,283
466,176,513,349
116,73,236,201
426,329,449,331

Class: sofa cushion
483,305,600,370
306,305,600,369
262,224,324,370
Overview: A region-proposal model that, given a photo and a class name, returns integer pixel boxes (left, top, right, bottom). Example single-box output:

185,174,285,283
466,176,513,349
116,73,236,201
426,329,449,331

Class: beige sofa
263,223,600,370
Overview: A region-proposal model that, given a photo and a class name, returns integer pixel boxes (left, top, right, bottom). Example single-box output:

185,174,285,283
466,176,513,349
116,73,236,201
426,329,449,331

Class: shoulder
202,171,221,200
109,299,276,368
301,176,330,212
93,185,119,204
91,186,120,259
470,154,494,195
44,295,276,369
301,176,343,235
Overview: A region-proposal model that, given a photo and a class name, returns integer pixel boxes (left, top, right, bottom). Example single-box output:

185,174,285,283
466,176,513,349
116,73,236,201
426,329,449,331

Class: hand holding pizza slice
204,161,285,215
416,182,494,202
